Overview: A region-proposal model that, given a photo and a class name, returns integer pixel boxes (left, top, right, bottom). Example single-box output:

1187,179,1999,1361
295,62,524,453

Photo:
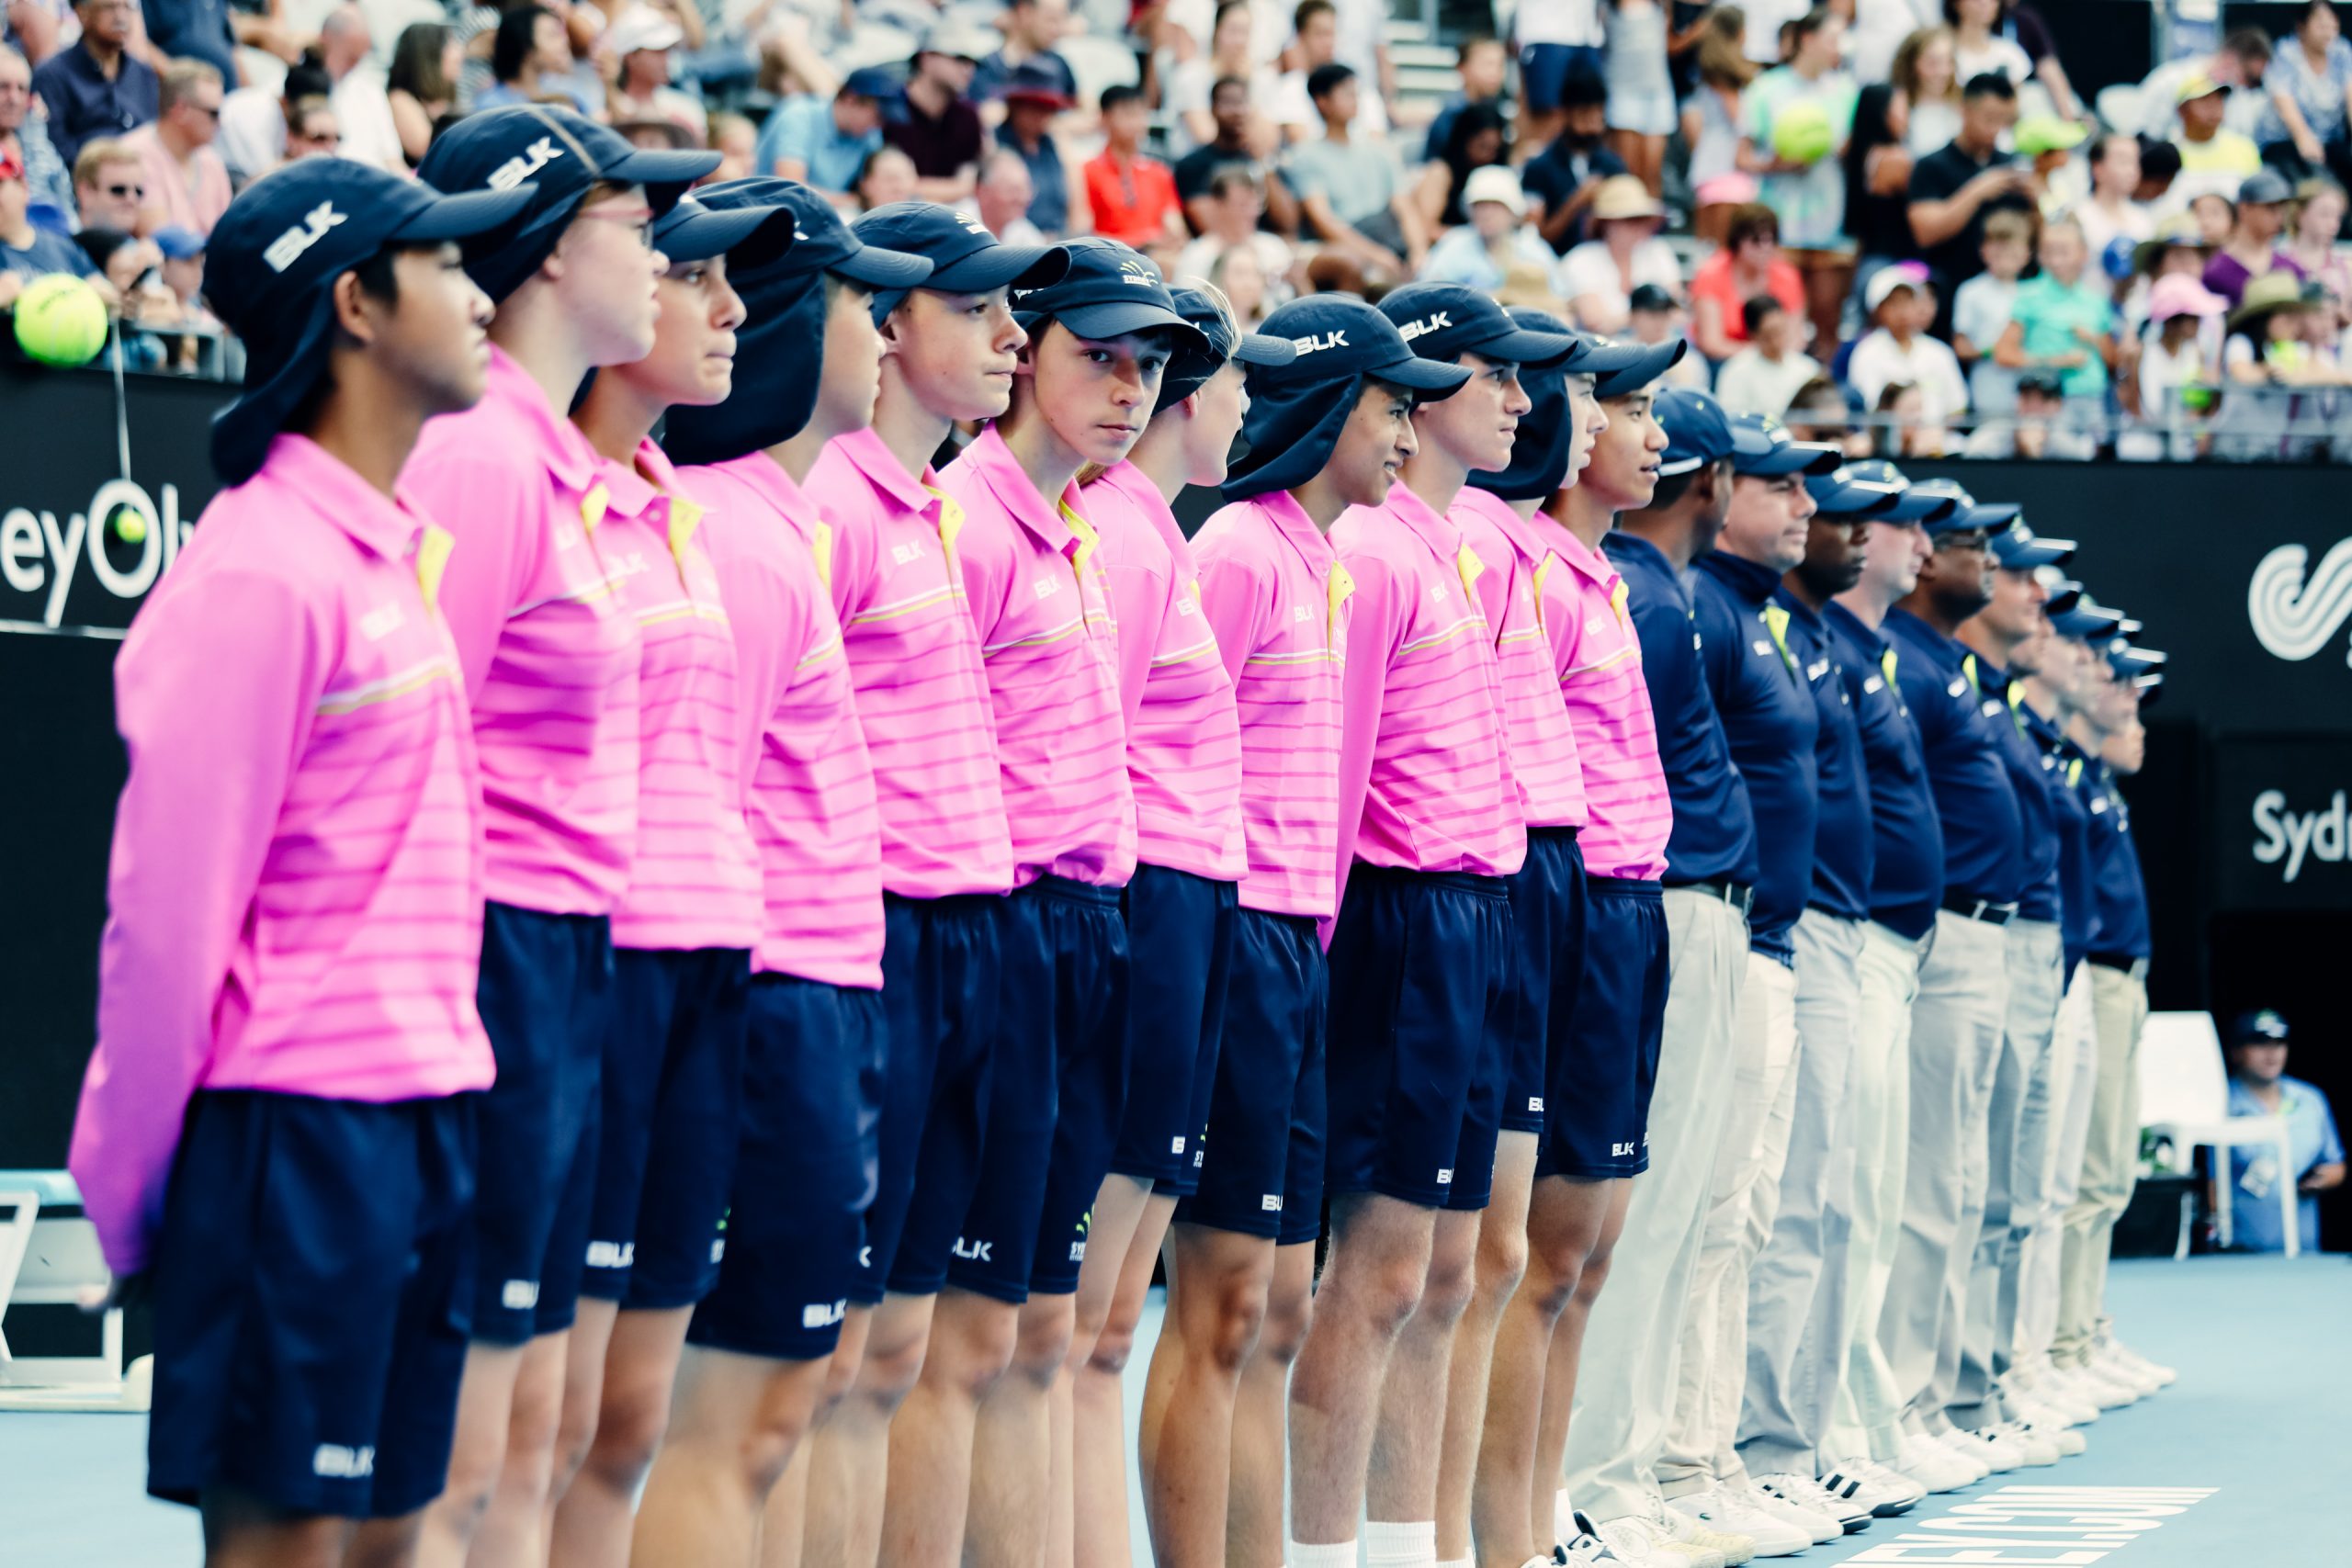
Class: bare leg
411,1342,524,1568
536,1297,617,1552
968,1289,1080,1568
629,1342,837,1568
1530,1180,1633,1547
344,1508,425,1568
879,1288,1020,1564
549,1305,690,1568
203,1486,356,1568
1139,1222,1276,1568
1366,1208,1483,1525
1437,1133,1537,1563
1074,1188,1177,1568
1231,1241,1317,1567
798,1297,928,1568
1288,1192,1438,1546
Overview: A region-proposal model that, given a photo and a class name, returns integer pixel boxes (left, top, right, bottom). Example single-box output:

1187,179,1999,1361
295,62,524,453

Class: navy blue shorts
470,901,613,1344
1175,907,1328,1244
147,1090,474,1518
1500,829,1589,1136
867,892,1004,1303
1112,864,1238,1190
1325,867,1515,1212
689,975,884,1360
1537,875,1670,1180
1520,42,1606,112
945,875,1131,1302
582,946,752,1309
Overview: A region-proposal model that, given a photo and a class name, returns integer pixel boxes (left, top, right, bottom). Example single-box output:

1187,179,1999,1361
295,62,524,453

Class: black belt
1668,879,1754,916
2088,952,2145,973
1941,895,2018,925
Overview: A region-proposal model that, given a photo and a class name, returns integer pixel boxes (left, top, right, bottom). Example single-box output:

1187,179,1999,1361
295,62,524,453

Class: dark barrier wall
5,370,2347,1210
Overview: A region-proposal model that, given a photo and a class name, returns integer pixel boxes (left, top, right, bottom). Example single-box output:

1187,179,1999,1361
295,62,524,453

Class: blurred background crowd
7,0,2352,457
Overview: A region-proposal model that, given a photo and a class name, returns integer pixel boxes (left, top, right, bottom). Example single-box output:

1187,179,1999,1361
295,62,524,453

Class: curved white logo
2248,538,2352,664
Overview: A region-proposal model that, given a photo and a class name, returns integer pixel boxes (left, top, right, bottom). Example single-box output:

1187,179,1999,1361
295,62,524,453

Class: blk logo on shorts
1612,1141,1636,1157
1436,1168,1454,1185
1261,1194,1283,1212
802,1299,847,1330
585,1240,635,1269
1069,1242,1087,1262
501,1279,540,1311
952,1236,993,1263
312,1444,375,1479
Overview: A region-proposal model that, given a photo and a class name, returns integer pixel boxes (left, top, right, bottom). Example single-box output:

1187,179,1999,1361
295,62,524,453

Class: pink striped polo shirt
592,439,762,952
1449,486,1590,832
686,451,885,990
941,426,1136,889
1082,461,1246,884
1331,484,1527,901
1192,490,1350,920
406,346,640,916
804,427,1012,899
1531,517,1671,881
73,434,494,1275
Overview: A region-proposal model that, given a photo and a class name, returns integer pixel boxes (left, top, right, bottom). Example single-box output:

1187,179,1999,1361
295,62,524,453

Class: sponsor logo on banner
2251,788,2348,884
2,479,189,637
2247,537,2352,664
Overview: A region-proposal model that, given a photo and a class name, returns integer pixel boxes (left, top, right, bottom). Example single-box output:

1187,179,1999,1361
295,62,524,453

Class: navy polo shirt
1690,550,1819,963
1968,652,2063,925
2085,764,2151,962
1823,602,1944,941
142,0,237,87
1883,608,2021,910
2022,703,2095,971
1776,589,1871,924
30,39,160,173
1603,531,1758,890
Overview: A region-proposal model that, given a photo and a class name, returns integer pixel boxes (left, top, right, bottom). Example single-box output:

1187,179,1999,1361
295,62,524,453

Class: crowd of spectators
2,0,2351,455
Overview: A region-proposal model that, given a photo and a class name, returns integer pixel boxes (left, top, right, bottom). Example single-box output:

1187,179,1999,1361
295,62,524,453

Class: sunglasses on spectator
100,182,146,198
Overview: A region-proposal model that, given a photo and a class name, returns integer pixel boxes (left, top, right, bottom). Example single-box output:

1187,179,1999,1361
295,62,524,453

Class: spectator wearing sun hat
605,6,705,141
1415,163,1553,290
1556,172,1681,333
2172,72,2263,200
1849,262,1968,425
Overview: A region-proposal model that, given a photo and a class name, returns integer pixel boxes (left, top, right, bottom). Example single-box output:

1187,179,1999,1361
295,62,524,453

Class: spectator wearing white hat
1848,261,1968,423
1417,162,1554,289
1556,172,1682,333
605,6,704,141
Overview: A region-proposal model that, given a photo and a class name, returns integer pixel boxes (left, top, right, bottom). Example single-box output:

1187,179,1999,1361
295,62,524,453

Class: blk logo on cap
488,136,563,191
1293,329,1349,355
1398,310,1453,342
264,202,345,272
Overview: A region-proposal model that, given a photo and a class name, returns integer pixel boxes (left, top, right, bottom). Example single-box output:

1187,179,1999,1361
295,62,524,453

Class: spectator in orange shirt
1084,84,1183,249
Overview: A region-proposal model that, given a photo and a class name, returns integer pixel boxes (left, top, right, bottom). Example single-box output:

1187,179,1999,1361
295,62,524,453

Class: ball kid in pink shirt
405,104,719,1555
71,158,525,1550
936,234,1206,1568
650,179,933,1563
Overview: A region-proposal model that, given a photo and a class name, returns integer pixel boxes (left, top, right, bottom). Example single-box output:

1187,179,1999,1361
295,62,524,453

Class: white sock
1438,1558,1476,1568
1364,1518,1436,1567
1555,1487,1577,1540
1287,1539,1359,1568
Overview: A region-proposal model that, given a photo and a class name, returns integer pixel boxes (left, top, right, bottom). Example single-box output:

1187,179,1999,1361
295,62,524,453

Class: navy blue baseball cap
841,64,901,100
2107,642,2166,680
1806,463,1904,516
418,104,719,302
1376,281,1583,367
1222,294,1469,500
2230,1008,2290,1045
853,200,1067,320
1468,308,1585,502
650,193,797,268
1730,412,1841,477
1655,386,1735,478
691,177,932,286
1992,519,2075,570
1159,281,1295,409
205,157,537,487
1905,478,2018,536
1843,458,1957,525
1590,334,1688,399
2047,589,2123,639
1010,237,1211,356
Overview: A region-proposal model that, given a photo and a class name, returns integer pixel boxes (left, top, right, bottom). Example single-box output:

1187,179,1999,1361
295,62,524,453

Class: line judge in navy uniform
1876,479,2024,1463
1656,413,1846,1507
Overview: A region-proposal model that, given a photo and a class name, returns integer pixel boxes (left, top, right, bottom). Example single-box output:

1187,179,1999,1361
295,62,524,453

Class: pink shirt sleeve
74,569,324,1275
1329,550,1404,941
411,454,539,702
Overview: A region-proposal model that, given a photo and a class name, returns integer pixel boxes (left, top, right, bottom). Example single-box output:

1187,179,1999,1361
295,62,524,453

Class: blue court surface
3,1255,2342,1563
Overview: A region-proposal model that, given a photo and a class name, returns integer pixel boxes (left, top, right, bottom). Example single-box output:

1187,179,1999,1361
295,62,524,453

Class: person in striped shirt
1188,293,1464,1568
647,177,933,1568
1080,280,1293,1568
935,236,1204,1568
795,201,1051,1568
405,105,718,1564
554,192,794,1568
71,158,522,1562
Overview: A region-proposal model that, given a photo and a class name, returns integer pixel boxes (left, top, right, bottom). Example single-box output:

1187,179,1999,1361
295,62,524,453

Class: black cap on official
1843,459,1958,525
1806,463,1904,516
1656,386,1736,478
853,200,1068,321
205,158,537,486
1010,237,1210,355
1729,412,1842,477
1905,478,2018,536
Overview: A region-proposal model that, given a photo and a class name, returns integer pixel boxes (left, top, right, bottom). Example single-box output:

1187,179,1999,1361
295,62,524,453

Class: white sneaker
1969,1422,2054,1468
1752,1474,1859,1539
1671,1488,1813,1557
1556,1512,1632,1565
2019,1372,2099,1426
1941,1425,2020,1474
1599,1512,1713,1568
2102,1337,2177,1387
2075,1361,2144,1408
1819,1457,1926,1516
1648,1495,1754,1566
2046,1362,2125,1416
2090,1343,2165,1397
1772,1472,1874,1530
1930,1427,1994,1480
2007,1398,2090,1454
1894,1431,1975,1493
1736,1479,1842,1545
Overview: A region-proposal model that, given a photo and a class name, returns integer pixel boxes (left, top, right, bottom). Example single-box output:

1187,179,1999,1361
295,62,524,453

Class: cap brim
1994,537,2073,570
653,203,790,265
1055,298,1215,353
605,146,724,192
1234,331,1297,367
390,183,541,243
1883,491,1958,525
1372,354,1475,398
1736,441,1842,477
2051,610,2123,639
1808,478,1902,515
1591,339,1688,397
1965,501,2022,531
831,242,933,289
1471,323,1585,367
927,243,1065,294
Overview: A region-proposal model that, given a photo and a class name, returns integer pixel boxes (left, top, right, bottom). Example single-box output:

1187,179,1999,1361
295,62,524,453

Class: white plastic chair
2134,1013,2302,1258
0,1171,149,1412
